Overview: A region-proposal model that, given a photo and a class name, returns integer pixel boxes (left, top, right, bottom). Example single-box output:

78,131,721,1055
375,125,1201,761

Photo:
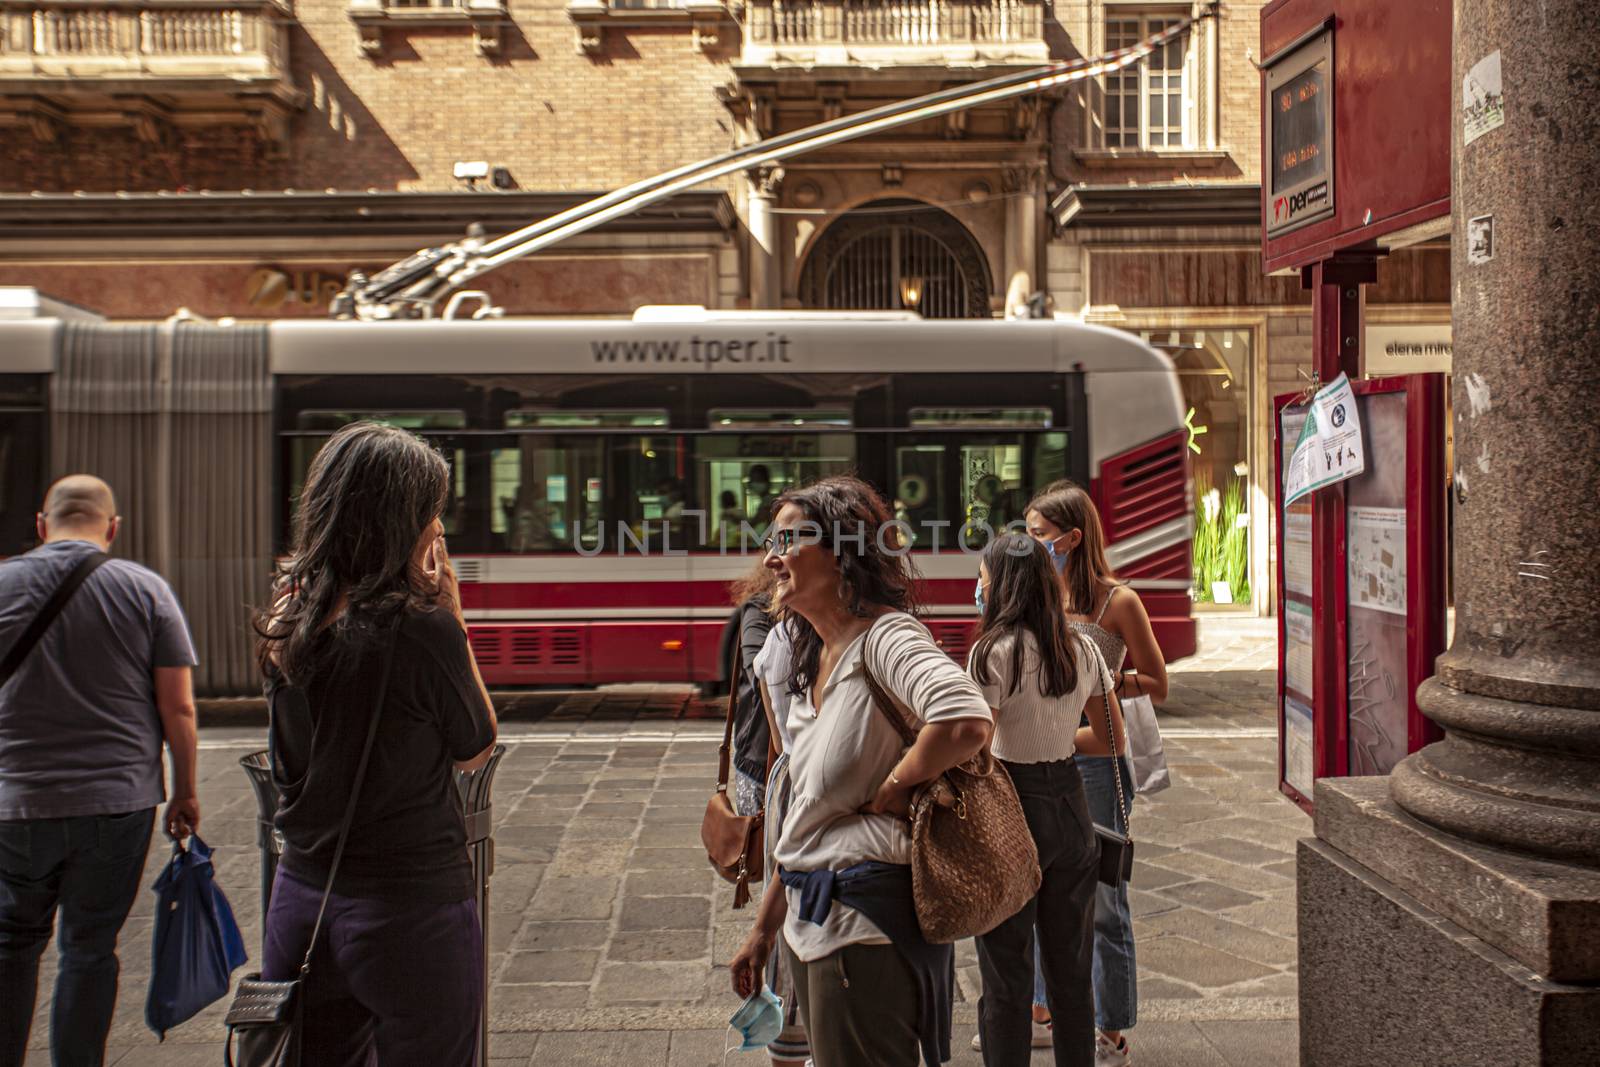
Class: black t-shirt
732,598,774,783
267,608,495,904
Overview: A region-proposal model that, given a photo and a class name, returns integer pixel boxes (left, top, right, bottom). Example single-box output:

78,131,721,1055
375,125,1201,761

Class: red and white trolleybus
269,309,1197,685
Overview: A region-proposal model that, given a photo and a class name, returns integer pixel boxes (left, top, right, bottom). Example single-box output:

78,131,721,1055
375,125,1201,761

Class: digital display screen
1272,60,1328,194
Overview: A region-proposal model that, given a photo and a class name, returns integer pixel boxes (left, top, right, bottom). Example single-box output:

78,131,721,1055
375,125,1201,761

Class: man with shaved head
0,474,199,1065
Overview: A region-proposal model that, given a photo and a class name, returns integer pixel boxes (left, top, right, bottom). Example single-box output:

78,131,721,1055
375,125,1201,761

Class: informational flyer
1285,507,1313,598
1462,50,1505,145
1284,697,1315,798
1284,373,1366,505
1348,506,1407,615
1285,601,1315,697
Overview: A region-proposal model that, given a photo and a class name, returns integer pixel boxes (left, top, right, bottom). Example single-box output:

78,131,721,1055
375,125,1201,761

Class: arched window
800,199,992,318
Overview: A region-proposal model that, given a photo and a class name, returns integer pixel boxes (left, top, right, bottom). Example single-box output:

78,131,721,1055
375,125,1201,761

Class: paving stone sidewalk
29,625,1306,1066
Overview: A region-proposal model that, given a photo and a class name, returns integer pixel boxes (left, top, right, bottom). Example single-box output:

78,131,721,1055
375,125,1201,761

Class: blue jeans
1074,756,1137,1031
0,808,155,1067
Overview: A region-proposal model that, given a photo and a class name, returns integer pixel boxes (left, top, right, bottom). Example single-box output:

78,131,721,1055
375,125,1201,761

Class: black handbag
223,622,398,1067
1086,640,1135,887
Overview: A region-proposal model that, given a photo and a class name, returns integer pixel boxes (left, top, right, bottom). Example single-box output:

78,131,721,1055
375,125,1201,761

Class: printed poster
1348,507,1406,615
1462,51,1505,145
1285,697,1315,798
1285,507,1313,598
1284,373,1365,505
1285,601,1315,698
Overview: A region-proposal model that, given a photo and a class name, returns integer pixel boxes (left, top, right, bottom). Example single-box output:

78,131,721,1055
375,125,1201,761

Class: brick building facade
0,0,1447,610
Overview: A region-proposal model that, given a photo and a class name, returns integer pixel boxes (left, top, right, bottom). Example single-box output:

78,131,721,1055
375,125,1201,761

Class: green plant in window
1192,471,1250,604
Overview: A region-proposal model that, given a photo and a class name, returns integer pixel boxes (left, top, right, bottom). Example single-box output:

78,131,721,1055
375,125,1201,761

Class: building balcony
739,0,1049,70
0,0,299,143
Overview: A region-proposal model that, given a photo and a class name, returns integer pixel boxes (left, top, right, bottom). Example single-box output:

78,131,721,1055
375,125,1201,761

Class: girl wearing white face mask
1022,480,1167,1066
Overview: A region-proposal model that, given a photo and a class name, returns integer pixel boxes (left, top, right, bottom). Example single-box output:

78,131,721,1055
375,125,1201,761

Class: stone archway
799,199,992,318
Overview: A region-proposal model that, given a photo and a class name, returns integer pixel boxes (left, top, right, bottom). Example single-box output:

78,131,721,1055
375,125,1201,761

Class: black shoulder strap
0,551,111,688
299,618,400,977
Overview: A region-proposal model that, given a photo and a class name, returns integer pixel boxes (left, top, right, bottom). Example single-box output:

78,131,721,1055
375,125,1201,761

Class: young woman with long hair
254,422,498,1064
727,475,993,1067
968,533,1123,1067
1024,480,1167,1066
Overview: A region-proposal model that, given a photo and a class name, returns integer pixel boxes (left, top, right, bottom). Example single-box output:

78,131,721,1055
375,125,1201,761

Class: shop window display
1146,329,1254,608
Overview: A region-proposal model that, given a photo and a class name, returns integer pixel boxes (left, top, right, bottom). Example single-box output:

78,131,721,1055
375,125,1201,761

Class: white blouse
774,612,993,963
751,620,796,753
967,630,1113,765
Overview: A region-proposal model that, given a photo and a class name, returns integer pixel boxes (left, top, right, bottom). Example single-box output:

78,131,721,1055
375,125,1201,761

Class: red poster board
1275,374,1447,813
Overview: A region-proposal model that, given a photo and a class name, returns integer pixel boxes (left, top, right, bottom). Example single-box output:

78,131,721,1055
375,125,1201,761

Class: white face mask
725,986,784,1055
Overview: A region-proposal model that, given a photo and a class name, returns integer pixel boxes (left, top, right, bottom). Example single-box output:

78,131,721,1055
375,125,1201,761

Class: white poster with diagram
1348,506,1407,616
1285,507,1313,598
1284,697,1315,798
1285,600,1315,697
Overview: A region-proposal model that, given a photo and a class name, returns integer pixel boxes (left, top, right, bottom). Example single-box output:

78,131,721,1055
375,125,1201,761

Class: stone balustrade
0,1,291,83
742,0,1049,64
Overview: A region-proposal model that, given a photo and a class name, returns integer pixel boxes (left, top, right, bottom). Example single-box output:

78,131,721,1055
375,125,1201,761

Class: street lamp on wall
898,275,924,310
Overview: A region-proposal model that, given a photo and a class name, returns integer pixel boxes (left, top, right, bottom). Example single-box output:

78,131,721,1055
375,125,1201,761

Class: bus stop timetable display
1265,27,1335,238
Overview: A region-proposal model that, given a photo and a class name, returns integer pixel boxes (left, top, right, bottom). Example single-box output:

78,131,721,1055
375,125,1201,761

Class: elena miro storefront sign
1364,324,1451,376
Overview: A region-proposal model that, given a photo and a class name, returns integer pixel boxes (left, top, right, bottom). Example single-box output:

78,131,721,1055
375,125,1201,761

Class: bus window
894,444,946,548
491,437,605,552
707,409,853,428
1031,431,1071,490
294,410,468,431
505,409,668,429
959,440,1027,546
895,430,1069,549
693,433,856,547
616,435,687,551
286,431,467,538
908,408,1053,428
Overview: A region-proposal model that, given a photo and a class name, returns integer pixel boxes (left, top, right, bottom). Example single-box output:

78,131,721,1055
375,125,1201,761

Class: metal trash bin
240,744,507,1066
239,751,282,917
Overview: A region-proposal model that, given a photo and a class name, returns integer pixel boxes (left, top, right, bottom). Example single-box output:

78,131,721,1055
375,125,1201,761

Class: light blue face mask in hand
725,986,784,1057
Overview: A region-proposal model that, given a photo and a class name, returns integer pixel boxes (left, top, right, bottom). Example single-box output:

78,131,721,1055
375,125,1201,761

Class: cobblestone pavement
27,618,1305,1066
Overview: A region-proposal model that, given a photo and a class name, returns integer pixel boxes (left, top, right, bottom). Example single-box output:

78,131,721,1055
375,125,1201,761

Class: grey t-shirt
0,539,197,820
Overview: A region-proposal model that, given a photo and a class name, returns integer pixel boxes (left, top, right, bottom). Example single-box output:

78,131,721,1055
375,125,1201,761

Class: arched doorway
799,199,992,318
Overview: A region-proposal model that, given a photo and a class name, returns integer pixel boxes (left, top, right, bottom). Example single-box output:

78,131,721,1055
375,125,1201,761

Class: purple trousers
262,869,482,1067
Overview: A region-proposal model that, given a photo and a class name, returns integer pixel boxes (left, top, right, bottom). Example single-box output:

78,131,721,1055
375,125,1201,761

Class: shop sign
1364,324,1452,376
245,267,348,311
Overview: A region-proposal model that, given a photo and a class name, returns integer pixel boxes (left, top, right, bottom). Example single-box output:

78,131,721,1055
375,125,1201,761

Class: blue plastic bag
145,834,248,1038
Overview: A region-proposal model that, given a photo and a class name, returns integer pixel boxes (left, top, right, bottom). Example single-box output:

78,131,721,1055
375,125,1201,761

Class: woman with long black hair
969,532,1122,1067
1027,480,1165,1066
255,421,498,1065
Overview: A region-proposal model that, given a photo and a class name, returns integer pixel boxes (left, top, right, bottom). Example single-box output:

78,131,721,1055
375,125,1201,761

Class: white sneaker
1095,1031,1131,1065
969,1021,1053,1052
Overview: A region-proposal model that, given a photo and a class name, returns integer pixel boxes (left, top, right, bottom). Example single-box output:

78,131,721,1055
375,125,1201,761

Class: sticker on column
1463,50,1504,145
1467,215,1495,265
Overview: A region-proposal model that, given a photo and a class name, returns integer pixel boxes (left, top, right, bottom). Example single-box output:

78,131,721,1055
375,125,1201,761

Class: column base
1299,838,1600,1066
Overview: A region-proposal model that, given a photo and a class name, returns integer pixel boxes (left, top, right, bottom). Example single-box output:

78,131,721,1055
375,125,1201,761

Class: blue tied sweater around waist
778,861,954,1066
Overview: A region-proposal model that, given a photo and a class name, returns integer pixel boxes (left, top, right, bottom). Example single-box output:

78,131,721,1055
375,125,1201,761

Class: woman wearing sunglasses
727,475,993,1067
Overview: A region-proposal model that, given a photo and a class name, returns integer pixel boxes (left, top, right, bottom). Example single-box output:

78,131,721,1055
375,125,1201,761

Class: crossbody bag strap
299,616,400,977
0,551,110,687
1084,637,1132,837
859,619,918,748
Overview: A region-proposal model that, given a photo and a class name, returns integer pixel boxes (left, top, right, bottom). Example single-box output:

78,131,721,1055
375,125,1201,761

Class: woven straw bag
861,659,1041,944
